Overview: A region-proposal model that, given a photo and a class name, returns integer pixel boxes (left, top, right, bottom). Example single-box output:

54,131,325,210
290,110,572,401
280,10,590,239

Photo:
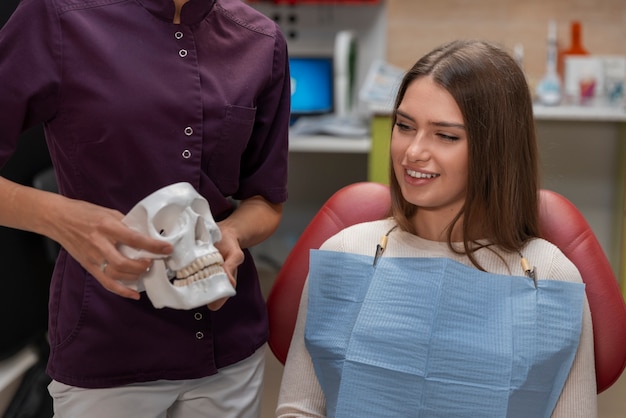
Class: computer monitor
289,56,334,117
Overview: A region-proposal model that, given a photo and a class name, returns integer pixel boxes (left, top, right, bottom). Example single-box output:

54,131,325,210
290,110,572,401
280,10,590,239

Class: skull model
118,182,236,309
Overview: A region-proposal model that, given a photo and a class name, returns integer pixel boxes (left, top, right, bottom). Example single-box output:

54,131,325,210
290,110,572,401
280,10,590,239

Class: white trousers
48,346,266,418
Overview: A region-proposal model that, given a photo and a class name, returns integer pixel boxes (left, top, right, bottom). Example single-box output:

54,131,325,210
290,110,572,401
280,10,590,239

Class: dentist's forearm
218,195,282,249
0,175,65,239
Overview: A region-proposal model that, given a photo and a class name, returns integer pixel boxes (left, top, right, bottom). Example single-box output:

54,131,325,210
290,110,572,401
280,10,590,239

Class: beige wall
386,0,626,87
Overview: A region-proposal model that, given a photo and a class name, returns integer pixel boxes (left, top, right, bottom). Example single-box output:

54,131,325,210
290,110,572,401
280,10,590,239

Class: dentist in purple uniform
0,0,290,416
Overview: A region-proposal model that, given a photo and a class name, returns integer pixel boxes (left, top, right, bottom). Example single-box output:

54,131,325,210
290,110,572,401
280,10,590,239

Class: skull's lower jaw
146,253,236,309
177,269,235,297
150,270,236,310
172,264,235,307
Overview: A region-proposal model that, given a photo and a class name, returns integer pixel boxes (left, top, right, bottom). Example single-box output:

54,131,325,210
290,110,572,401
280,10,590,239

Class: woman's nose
406,134,430,162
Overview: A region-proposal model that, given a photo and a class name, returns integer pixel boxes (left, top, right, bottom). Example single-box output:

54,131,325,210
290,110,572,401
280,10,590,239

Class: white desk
289,134,371,153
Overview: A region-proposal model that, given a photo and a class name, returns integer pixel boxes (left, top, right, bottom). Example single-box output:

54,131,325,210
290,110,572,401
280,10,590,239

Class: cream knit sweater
276,219,597,418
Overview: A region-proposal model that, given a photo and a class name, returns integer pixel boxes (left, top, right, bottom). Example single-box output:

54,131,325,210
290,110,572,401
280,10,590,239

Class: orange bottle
557,21,589,79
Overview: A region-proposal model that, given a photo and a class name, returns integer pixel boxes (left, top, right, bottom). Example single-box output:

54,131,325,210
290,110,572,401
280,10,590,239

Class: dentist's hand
53,198,173,299
208,226,243,311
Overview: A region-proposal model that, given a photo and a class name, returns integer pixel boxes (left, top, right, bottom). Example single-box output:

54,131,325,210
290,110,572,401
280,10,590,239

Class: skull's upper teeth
175,252,224,280
407,169,439,179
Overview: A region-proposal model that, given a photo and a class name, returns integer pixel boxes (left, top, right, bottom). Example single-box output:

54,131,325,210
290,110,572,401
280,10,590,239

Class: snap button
179,49,187,58
182,149,192,159
195,331,204,340
194,312,203,320
175,31,183,40
184,126,193,136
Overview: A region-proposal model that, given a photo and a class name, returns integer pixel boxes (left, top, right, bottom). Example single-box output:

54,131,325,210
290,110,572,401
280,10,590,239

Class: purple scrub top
0,0,290,388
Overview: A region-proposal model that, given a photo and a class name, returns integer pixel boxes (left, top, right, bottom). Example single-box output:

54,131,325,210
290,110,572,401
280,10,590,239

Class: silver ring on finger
99,260,108,274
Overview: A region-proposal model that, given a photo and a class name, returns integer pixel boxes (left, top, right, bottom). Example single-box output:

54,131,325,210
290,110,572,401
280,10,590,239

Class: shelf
289,134,371,153
375,105,626,122
289,105,626,154
533,105,626,122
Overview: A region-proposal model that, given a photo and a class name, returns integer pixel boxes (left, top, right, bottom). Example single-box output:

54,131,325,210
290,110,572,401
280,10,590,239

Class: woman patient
276,39,596,417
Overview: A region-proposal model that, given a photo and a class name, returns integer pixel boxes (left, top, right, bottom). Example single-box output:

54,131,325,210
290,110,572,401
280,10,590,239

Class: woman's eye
395,122,413,131
438,133,460,141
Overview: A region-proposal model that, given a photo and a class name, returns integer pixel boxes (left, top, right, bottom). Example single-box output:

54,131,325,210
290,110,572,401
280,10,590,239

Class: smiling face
391,76,468,238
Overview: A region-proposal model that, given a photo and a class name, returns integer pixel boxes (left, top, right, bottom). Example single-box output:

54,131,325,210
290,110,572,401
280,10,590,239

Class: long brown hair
389,40,540,268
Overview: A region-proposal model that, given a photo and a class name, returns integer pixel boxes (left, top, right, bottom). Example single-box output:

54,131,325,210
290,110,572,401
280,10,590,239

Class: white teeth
174,252,225,282
406,169,439,179
173,265,225,287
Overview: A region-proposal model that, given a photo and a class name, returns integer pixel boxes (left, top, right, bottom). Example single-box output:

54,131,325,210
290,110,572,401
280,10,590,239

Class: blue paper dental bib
304,250,585,418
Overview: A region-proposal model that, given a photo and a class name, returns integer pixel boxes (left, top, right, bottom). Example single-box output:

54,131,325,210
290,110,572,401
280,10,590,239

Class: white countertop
371,104,626,122
289,134,371,153
533,104,626,122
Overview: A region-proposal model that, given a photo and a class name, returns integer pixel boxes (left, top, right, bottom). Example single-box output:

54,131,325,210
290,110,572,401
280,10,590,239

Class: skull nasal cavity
195,219,210,241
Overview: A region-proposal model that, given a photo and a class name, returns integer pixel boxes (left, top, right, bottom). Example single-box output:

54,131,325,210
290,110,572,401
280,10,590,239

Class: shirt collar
137,0,217,25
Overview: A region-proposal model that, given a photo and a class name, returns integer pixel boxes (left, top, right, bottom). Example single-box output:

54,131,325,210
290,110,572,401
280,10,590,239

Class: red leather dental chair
266,182,626,393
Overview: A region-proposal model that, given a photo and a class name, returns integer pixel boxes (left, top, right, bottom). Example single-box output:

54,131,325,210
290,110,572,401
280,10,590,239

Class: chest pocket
208,105,256,193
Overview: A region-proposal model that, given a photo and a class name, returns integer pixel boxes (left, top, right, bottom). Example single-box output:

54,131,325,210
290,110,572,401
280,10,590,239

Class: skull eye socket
150,199,216,242
190,198,211,218
151,204,188,238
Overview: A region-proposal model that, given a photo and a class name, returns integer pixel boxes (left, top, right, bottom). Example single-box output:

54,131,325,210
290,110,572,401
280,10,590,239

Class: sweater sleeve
548,249,597,418
275,230,352,417
276,278,327,417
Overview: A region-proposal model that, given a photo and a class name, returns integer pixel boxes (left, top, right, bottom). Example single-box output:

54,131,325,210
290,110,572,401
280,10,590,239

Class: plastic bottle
536,20,562,106
558,21,589,79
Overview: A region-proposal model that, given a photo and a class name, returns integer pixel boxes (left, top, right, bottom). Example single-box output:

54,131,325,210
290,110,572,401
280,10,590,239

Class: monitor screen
289,56,333,116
